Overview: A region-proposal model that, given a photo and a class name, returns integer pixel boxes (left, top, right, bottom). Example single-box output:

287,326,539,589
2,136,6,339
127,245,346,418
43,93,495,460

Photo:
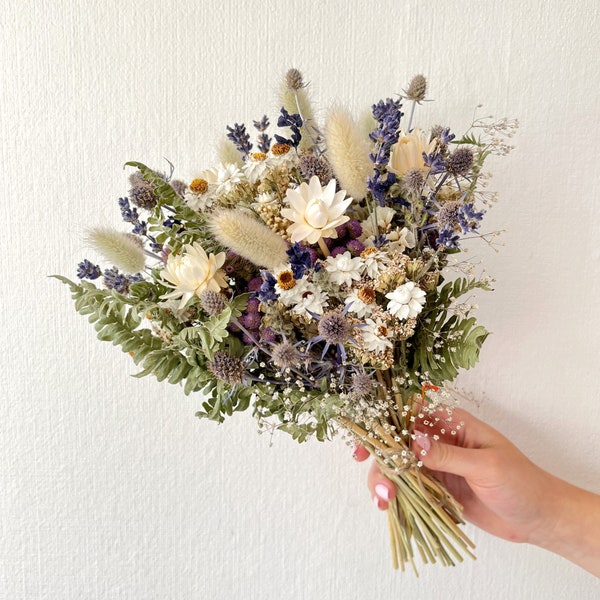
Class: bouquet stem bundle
339,380,475,574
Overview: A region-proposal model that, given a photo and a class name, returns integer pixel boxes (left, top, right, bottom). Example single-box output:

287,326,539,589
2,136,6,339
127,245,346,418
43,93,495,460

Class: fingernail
375,483,390,501
373,495,386,509
352,444,369,461
413,429,431,453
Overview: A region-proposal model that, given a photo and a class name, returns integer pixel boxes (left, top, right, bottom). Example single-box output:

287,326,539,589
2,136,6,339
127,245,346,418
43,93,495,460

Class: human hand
354,407,600,576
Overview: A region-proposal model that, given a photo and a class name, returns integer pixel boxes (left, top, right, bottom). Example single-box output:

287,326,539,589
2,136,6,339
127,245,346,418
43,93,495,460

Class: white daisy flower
324,251,363,287
386,281,426,320
361,318,394,353
344,287,376,318
242,152,270,184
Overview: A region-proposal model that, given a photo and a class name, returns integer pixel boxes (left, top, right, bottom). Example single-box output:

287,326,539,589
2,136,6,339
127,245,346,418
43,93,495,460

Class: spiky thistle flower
323,107,371,201
447,147,474,176
403,74,428,103
209,210,289,269
348,372,375,400
299,152,333,185
200,290,226,316
87,227,146,273
208,351,245,384
271,341,301,370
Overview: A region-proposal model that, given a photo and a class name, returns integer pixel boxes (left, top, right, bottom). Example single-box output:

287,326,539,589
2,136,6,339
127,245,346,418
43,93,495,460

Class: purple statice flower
103,267,131,294
257,133,271,154
274,107,303,148
77,259,102,280
119,197,147,236
457,203,485,233
368,170,397,205
440,128,455,144
258,271,277,302
246,297,260,312
260,327,277,343
226,122,253,158
287,243,313,279
436,228,460,249
335,223,349,240
368,97,403,167
253,115,269,131
423,151,447,174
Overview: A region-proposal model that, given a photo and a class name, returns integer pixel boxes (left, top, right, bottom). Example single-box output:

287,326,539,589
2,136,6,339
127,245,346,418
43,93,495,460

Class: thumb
413,429,488,480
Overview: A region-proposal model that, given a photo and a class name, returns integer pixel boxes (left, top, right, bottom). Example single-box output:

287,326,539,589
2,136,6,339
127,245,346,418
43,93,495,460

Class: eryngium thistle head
349,372,375,400
128,172,158,210
299,152,333,185
171,179,187,197
437,200,462,230
208,351,244,384
285,68,305,90
318,310,351,344
404,74,427,102
403,168,425,193
271,341,300,370
447,147,474,176
200,290,226,316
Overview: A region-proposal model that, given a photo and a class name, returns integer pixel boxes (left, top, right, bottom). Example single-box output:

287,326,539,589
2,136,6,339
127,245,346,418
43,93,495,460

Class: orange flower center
272,143,291,156
189,178,208,194
277,270,296,290
357,286,376,304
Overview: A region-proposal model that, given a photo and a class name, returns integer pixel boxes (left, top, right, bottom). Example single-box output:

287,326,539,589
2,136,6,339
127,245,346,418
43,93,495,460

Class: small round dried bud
447,147,474,176
403,168,425,193
318,310,351,345
285,68,305,91
271,341,300,369
271,143,291,156
346,219,363,239
129,183,157,210
299,153,333,185
171,179,187,197
347,239,365,256
189,178,209,194
208,351,244,384
349,373,375,400
200,290,226,316
404,74,427,102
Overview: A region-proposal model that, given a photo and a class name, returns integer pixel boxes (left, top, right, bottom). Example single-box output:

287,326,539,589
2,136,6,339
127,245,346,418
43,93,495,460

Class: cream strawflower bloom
281,176,352,244
361,318,394,353
160,242,227,309
386,281,426,320
388,130,436,177
324,251,363,287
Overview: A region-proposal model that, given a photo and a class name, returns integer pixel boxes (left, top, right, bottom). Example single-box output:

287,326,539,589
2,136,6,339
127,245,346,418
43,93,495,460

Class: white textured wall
2,0,600,597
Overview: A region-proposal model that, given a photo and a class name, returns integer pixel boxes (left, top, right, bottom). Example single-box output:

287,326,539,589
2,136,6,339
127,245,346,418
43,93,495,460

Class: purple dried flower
447,147,474,176
346,219,363,239
318,310,351,345
271,341,300,369
200,290,226,316
77,259,102,280
330,245,347,258
346,239,365,256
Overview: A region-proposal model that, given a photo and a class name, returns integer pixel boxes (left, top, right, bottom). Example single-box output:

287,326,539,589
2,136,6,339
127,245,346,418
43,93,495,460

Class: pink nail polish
373,495,386,509
413,429,431,453
375,483,390,501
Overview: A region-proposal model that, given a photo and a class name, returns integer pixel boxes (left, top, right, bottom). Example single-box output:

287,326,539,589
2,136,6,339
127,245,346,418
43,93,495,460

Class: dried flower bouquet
56,69,516,573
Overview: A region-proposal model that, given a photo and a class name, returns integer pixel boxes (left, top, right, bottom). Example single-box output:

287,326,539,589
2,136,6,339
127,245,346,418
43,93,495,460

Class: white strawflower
276,274,328,316
160,242,227,309
361,318,394,353
324,251,363,287
215,163,244,194
360,206,397,238
386,281,426,320
281,176,352,245
344,287,376,318
242,152,270,184
388,129,436,177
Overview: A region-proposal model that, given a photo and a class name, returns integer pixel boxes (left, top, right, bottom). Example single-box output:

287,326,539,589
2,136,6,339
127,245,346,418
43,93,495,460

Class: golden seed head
272,143,291,156
360,247,378,258
357,286,376,304
251,152,267,161
189,178,208,194
277,270,296,290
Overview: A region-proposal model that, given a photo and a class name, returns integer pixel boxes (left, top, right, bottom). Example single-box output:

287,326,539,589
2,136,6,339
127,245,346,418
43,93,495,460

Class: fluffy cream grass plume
87,227,146,273
210,210,288,270
217,138,243,167
324,107,372,201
